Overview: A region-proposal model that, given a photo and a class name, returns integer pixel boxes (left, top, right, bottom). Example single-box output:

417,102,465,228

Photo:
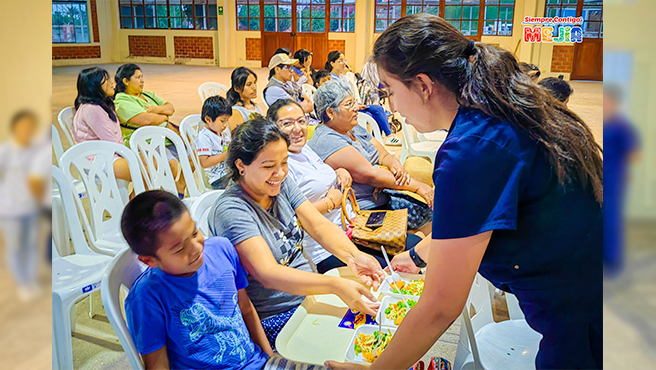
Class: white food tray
378,295,418,327
378,272,424,298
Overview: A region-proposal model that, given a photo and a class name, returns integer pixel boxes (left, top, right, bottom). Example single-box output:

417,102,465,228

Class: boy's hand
347,253,385,291
334,279,380,317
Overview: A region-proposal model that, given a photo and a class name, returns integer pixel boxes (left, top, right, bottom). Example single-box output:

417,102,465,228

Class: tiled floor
51,63,604,369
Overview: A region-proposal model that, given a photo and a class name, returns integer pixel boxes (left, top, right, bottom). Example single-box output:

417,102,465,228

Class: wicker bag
340,187,407,255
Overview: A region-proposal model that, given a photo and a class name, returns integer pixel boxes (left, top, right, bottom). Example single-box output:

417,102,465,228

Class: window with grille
329,0,355,32
483,0,514,36
53,0,90,43
119,0,218,30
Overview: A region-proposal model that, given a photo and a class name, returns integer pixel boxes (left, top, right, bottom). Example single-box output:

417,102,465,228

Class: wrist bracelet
323,198,333,212
409,247,427,268
328,194,337,208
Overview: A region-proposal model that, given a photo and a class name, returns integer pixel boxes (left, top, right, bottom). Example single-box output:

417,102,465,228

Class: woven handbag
340,187,407,255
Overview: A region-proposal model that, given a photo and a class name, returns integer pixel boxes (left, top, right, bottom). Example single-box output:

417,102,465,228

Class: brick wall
128,35,167,58
174,36,214,59
245,38,261,61
551,45,574,73
52,46,102,60
89,0,100,43
328,39,346,53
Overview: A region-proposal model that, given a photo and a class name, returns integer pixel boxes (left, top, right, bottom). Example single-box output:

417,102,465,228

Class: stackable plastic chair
101,248,148,370
301,83,317,101
198,82,228,102
357,111,384,144
129,126,201,207
52,165,114,370
454,274,542,370
399,116,443,166
57,106,75,148
59,141,146,256
189,189,224,237
179,114,212,193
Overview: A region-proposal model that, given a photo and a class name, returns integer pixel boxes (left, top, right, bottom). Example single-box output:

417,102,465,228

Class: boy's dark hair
226,117,289,182
10,110,38,132
266,99,304,122
202,95,233,123
313,69,331,87
538,75,573,103
121,190,187,257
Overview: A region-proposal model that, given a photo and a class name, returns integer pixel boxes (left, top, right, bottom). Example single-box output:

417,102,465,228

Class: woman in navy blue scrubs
325,14,603,370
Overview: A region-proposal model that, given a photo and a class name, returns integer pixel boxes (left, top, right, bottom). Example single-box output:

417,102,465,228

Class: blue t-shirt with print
125,237,268,370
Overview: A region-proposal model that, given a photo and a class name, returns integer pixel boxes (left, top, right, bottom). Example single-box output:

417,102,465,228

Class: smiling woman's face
238,139,289,200
275,104,308,153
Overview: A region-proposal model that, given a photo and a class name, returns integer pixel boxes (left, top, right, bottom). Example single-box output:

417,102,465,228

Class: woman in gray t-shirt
209,118,385,350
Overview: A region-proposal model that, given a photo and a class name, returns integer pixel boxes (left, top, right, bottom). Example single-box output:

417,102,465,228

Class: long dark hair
114,63,141,94
373,14,603,203
226,117,290,182
325,50,343,72
74,67,117,122
227,67,257,107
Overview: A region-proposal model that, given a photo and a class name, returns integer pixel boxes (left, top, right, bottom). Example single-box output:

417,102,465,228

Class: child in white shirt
196,96,233,189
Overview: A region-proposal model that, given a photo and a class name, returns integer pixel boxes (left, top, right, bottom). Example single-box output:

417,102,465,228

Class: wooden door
571,0,603,81
260,0,329,69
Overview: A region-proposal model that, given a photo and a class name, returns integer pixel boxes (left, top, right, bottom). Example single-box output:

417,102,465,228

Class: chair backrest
52,123,65,161
59,141,146,244
460,273,495,369
57,107,75,147
301,84,317,101
505,292,525,320
101,248,148,370
198,82,228,102
189,189,224,236
51,165,98,256
400,116,419,147
357,112,383,143
179,114,211,193
129,126,201,198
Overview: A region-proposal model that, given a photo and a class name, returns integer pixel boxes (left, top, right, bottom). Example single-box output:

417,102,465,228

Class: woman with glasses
209,117,385,350
325,50,349,83
263,54,313,114
308,80,434,234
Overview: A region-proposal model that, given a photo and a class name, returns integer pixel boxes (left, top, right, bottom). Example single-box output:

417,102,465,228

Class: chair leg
53,294,75,370
89,292,94,318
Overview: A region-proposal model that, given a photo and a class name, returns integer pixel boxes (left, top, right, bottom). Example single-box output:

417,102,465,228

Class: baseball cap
268,53,299,69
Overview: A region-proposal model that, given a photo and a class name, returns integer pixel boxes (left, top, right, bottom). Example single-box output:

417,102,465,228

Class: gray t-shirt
308,124,389,210
208,178,312,319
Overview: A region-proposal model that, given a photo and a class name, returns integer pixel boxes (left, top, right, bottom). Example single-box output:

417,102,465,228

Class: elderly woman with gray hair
308,80,434,234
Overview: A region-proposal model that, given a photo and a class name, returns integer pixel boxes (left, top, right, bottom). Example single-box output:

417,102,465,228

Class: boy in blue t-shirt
121,191,327,370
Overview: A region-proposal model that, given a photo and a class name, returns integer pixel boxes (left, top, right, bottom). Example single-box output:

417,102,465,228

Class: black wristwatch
409,247,427,268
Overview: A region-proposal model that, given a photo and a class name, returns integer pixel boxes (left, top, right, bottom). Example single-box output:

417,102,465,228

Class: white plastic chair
59,141,146,256
52,123,65,160
198,82,228,102
301,83,317,101
52,165,114,370
357,111,383,144
399,116,443,166
189,189,224,237
101,248,148,370
180,114,212,193
419,129,449,143
57,107,75,148
454,274,542,370
129,126,201,206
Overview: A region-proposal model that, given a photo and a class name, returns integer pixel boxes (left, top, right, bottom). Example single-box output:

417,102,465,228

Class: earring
328,115,334,120
240,170,244,175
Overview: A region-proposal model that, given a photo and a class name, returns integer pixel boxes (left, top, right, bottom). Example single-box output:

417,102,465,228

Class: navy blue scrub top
432,107,602,293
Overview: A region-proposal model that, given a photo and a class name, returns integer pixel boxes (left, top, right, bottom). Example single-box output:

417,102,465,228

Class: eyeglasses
340,100,358,111
281,65,293,71
337,58,348,64
278,115,309,130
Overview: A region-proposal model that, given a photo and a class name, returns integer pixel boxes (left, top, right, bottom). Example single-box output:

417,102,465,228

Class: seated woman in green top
114,63,187,195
